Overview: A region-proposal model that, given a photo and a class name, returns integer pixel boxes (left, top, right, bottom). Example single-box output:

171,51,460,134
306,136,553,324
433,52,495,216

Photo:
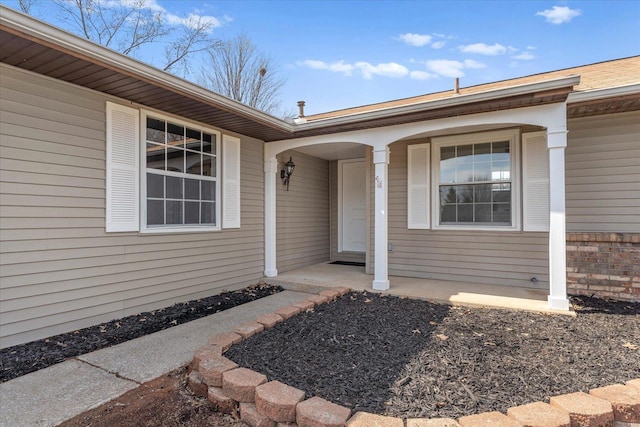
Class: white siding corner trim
523,131,550,232
407,143,430,229
106,102,139,232
223,135,241,228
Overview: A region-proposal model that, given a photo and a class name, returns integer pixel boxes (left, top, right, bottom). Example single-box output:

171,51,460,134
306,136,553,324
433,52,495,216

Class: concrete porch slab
266,262,574,315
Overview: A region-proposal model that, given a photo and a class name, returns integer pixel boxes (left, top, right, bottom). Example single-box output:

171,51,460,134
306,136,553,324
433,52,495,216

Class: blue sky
4,0,639,116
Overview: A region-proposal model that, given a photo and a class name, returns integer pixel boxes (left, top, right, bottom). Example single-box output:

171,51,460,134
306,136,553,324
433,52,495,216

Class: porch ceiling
293,142,367,161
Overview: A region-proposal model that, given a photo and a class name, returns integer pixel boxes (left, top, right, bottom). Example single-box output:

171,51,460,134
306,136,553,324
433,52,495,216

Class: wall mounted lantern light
280,156,295,191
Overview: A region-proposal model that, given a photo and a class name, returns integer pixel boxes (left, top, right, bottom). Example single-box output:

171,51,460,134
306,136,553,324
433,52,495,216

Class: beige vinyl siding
376,139,549,289
276,150,330,272
329,160,366,264
0,64,265,348
566,111,640,233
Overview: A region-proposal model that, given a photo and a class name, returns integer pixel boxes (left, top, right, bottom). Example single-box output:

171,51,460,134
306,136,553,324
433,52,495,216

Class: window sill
432,225,520,232
140,226,221,235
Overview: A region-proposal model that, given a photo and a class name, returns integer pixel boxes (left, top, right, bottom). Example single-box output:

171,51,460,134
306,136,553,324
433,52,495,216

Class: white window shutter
407,143,430,229
223,135,241,229
523,131,549,232
106,102,139,232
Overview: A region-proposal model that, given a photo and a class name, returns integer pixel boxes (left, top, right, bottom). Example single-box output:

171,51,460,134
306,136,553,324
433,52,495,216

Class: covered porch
264,261,569,314
264,77,581,312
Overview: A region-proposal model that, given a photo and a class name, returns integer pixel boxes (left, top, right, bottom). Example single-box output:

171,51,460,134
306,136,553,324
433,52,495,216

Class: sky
3,0,639,116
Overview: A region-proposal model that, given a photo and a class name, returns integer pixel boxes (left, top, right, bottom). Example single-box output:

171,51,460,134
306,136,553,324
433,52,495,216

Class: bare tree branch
199,33,286,115
48,0,174,63
17,0,38,14
17,2,287,114
163,16,219,76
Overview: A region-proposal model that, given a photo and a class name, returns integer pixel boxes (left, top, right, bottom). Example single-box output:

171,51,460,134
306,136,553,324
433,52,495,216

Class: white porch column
372,146,390,291
547,129,570,310
264,156,278,277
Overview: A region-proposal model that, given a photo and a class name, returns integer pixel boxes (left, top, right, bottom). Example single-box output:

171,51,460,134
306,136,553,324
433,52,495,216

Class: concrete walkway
0,290,313,427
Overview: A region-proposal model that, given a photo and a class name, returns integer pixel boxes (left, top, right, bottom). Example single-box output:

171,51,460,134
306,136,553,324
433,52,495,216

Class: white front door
339,159,366,252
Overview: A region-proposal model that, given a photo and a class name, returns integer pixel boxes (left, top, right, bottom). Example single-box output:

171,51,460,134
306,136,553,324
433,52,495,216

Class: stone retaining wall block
199,355,239,387
507,401,571,427
256,313,284,329
192,344,222,370
186,370,208,398
550,391,614,427
590,385,640,422
275,305,302,319
306,295,330,305
234,322,266,339
318,290,341,300
458,411,523,426
208,386,238,415
295,396,351,427
626,379,640,392
407,419,461,427
346,411,404,426
207,332,243,351
240,402,277,427
222,367,268,403
255,380,305,423
292,300,315,311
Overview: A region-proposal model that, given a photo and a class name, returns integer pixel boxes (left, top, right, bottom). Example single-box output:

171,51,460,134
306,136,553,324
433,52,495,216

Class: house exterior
0,6,638,349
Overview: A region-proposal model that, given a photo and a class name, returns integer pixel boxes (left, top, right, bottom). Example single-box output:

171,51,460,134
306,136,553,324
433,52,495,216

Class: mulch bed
0,283,282,383
226,291,640,419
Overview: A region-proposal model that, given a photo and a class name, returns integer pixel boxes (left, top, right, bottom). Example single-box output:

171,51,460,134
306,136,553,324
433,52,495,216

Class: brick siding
567,233,640,302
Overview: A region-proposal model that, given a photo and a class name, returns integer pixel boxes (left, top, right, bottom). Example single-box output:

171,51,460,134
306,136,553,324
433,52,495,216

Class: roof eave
294,75,581,131
567,83,640,103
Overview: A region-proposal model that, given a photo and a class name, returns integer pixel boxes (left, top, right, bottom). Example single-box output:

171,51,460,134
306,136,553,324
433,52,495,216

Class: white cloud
431,41,446,49
298,60,355,76
104,0,225,31
426,59,465,78
299,60,410,79
537,6,581,24
463,59,486,69
458,43,507,56
425,58,486,78
512,52,535,60
355,62,409,79
397,33,433,47
410,70,435,80
165,13,223,31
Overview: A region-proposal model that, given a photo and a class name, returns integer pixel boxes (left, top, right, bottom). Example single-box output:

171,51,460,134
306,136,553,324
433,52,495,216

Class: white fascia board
294,75,582,131
0,5,292,133
567,83,640,103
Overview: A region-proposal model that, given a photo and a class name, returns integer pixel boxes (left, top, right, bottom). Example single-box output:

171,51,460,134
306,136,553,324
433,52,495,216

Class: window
142,112,220,230
432,129,520,230
106,102,240,233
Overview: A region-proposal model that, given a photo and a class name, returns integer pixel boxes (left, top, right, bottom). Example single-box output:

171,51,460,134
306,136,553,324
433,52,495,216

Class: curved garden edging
187,287,640,426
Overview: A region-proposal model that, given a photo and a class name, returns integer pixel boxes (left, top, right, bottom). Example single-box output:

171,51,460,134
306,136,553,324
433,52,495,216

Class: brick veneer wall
567,232,640,302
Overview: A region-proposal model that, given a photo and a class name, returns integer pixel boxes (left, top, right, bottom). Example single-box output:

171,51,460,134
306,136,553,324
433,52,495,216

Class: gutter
0,5,294,133
567,83,640,103
293,75,582,131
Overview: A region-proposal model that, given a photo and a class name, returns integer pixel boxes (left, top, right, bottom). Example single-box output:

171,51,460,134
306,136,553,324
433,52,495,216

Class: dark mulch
226,291,640,419
0,283,282,383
